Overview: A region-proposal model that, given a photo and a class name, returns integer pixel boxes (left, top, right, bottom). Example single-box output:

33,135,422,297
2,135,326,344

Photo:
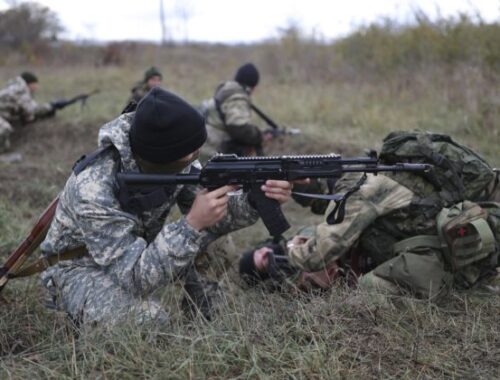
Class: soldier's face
296,261,339,290
253,247,272,272
28,82,39,94
146,76,162,89
136,149,200,174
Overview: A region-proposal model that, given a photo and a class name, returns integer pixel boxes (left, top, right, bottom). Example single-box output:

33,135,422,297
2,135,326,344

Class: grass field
0,43,499,378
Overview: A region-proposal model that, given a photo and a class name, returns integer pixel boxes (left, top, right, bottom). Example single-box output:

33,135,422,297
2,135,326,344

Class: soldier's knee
358,271,401,295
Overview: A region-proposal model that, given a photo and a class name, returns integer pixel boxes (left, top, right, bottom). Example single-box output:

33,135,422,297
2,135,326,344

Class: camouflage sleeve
288,174,414,272
225,123,263,146
69,164,210,296
18,91,53,121
176,183,259,237
208,192,260,234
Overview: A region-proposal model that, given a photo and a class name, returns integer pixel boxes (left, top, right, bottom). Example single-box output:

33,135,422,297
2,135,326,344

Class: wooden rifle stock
0,197,59,293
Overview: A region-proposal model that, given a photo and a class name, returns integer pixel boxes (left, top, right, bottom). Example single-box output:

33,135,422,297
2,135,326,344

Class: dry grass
0,43,499,378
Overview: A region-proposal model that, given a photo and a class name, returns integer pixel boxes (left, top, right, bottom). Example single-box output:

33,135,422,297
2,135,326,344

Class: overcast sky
2,0,499,43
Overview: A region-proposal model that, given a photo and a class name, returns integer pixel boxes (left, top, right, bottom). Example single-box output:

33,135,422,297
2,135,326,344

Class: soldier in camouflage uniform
0,72,55,153
127,66,163,105
200,63,272,160
240,132,500,298
39,88,294,327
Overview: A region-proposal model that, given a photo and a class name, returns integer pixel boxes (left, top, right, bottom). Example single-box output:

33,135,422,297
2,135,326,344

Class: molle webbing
437,203,496,271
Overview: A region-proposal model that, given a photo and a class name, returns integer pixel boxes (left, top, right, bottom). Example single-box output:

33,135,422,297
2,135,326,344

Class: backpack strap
72,145,115,176
10,246,88,278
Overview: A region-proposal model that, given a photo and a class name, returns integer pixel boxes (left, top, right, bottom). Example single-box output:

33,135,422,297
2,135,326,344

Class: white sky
1,0,499,43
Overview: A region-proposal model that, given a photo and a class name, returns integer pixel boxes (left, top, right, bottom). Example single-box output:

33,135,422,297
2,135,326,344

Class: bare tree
159,0,167,45
0,2,64,49
175,0,194,43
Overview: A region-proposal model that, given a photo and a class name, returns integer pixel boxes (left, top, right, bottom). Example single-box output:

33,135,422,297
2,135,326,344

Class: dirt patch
1,116,105,206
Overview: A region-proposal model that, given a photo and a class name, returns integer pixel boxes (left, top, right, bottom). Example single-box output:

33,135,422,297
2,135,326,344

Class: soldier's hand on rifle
262,130,274,144
261,180,294,204
186,185,237,231
50,99,70,110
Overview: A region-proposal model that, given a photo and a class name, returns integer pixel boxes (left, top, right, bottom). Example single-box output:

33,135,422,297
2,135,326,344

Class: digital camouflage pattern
0,76,53,152
40,112,259,327
201,81,263,159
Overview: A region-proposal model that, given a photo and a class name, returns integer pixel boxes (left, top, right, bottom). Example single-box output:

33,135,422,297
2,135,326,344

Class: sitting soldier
39,88,294,328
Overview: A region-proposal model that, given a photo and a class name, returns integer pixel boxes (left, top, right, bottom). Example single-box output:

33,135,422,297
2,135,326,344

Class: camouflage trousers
40,235,238,327
358,248,453,300
41,264,170,327
0,116,13,153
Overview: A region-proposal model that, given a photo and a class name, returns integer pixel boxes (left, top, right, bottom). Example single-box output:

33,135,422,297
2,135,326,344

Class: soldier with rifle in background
0,71,97,162
127,66,163,105
200,63,299,161
0,72,55,157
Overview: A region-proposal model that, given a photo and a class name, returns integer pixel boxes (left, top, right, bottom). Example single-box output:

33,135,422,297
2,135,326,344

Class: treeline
2,2,500,81
334,13,500,75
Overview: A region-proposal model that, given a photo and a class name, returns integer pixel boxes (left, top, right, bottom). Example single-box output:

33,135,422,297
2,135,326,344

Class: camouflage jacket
204,81,263,147
0,76,53,124
128,81,150,104
40,113,259,296
288,173,415,272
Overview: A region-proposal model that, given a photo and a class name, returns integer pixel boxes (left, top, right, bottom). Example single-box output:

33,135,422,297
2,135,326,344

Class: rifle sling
10,246,88,279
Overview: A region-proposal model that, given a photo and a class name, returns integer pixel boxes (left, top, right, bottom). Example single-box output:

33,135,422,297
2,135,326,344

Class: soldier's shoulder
1,76,29,96
216,81,248,101
67,148,120,205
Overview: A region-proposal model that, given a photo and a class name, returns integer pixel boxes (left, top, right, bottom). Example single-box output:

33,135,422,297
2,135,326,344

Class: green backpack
391,201,499,289
379,131,496,203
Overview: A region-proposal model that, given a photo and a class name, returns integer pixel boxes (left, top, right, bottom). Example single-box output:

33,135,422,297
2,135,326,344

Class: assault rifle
251,104,301,138
51,89,100,111
117,152,431,239
0,198,59,294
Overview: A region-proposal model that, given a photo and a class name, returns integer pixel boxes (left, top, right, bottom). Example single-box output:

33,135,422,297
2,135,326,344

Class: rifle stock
0,197,59,293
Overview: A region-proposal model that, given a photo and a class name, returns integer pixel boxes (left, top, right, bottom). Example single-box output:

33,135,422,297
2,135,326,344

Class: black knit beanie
21,71,38,84
144,66,163,82
234,63,259,88
130,88,207,164
239,249,270,286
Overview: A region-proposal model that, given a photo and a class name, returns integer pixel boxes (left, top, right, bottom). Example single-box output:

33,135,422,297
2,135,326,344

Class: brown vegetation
0,6,499,378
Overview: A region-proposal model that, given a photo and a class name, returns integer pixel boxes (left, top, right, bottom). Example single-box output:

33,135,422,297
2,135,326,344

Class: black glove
50,99,70,110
